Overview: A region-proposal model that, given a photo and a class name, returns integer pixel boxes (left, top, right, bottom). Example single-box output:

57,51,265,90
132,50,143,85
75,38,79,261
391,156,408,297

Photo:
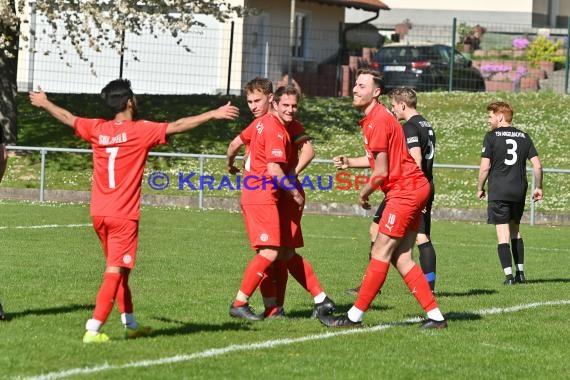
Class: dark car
370,43,485,92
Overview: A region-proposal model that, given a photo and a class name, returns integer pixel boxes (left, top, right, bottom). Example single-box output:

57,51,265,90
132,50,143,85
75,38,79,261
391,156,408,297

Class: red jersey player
325,69,447,329
228,85,334,320
29,79,239,342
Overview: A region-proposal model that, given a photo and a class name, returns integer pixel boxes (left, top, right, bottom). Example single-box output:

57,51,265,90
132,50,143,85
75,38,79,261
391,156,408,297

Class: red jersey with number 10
360,102,426,195
74,118,168,220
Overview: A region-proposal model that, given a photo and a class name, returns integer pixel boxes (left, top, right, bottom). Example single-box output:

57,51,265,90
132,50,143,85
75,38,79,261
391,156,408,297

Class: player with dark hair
228,85,334,321
477,101,543,285
29,79,239,342
326,69,446,328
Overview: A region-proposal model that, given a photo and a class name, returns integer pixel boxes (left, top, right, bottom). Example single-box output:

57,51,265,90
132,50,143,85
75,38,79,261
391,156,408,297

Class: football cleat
503,277,515,285
83,331,110,343
264,306,286,319
319,313,362,328
514,272,526,284
311,296,336,318
125,325,153,339
420,318,448,330
229,303,264,321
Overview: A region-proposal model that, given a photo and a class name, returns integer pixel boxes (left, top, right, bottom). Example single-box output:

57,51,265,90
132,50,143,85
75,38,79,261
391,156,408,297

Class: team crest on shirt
260,233,269,242
256,121,264,134
123,254,133,265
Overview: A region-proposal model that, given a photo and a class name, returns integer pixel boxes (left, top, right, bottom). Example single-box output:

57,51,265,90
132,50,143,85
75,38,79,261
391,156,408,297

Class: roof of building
302,0,390,12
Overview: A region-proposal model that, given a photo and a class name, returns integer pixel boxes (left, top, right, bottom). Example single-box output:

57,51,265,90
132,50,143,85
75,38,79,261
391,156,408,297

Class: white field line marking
0,224,91,230
19,300,570,380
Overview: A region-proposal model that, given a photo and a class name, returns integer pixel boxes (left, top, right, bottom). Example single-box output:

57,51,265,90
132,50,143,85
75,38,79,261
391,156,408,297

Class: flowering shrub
515,65,528,79
512,37,530,50
480,63,511,79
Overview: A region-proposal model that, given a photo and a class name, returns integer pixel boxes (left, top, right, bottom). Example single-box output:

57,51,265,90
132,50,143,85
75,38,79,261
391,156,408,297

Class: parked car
370,43,485,92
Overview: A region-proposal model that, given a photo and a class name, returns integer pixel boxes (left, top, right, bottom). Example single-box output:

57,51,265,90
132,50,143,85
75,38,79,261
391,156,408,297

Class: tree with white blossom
0,0,242,144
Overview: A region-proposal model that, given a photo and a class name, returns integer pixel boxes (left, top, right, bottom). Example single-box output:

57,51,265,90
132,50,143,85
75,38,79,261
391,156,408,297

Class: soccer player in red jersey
228,85,334,320
29,79,239,342
324,69,447,329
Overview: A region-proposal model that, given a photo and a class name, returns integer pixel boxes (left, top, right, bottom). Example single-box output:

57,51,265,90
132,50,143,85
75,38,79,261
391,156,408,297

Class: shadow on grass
524,277,570,284
149,316,255,337
284,302,391,319
0,303,93,322
436,288,497,297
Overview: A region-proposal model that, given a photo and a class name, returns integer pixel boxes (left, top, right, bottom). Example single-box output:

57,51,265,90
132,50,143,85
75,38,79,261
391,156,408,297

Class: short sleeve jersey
285,120,310,175
360,102,427,195
403,114,436,181
481,126,538,202
74,118,168,219
241,113,291,205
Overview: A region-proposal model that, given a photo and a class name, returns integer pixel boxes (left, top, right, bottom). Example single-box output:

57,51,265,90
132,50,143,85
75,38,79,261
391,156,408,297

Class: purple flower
480,63,512,79
512,37,530,50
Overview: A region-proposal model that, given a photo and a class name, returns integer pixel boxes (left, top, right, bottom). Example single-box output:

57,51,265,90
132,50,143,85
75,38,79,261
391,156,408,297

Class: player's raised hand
213,101,239,120
29,86,48,108
333,155,349,170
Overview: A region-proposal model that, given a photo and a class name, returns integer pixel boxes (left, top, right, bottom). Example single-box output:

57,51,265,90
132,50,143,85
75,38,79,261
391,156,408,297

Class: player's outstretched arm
332,155,369,170
166,101,239,136
29,87,77,128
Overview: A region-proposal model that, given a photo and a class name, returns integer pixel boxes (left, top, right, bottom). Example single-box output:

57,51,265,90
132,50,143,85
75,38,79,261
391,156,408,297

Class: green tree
0,0,242,144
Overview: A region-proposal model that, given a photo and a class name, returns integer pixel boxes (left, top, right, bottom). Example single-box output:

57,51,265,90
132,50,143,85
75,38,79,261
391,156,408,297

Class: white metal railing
6,146,570,225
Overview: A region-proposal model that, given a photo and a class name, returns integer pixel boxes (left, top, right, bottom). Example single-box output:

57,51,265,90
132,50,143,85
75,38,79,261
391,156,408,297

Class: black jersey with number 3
403,115,436,181
481,126,538,202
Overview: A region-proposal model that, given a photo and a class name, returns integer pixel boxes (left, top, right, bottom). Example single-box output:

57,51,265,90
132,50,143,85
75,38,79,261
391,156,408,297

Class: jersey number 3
504,138,518,166
106,147,119,188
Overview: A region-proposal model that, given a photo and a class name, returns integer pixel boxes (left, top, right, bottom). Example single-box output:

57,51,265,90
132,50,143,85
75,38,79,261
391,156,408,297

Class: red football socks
287,253,323,297
403,264,438,312
236,254,273,305
274,259,289,307
93,272,122,323
354,259,389,311
116,271,133,314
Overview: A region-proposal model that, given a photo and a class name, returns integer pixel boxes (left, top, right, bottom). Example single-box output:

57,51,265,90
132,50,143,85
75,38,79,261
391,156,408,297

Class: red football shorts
241,203,281,250
378,182,431,238
92,216,139,269
278,189,304,249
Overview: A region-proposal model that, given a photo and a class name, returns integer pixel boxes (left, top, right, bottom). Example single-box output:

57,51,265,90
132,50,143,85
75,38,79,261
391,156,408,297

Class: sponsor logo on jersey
407,136,419,144
99,132,128,145
271,149,283,157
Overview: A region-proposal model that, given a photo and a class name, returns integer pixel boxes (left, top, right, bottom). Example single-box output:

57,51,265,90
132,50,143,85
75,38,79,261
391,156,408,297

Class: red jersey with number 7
74,118,168,220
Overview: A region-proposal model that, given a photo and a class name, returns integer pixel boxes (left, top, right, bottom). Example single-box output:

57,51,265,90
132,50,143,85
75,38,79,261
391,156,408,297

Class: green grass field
1,201,569,379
